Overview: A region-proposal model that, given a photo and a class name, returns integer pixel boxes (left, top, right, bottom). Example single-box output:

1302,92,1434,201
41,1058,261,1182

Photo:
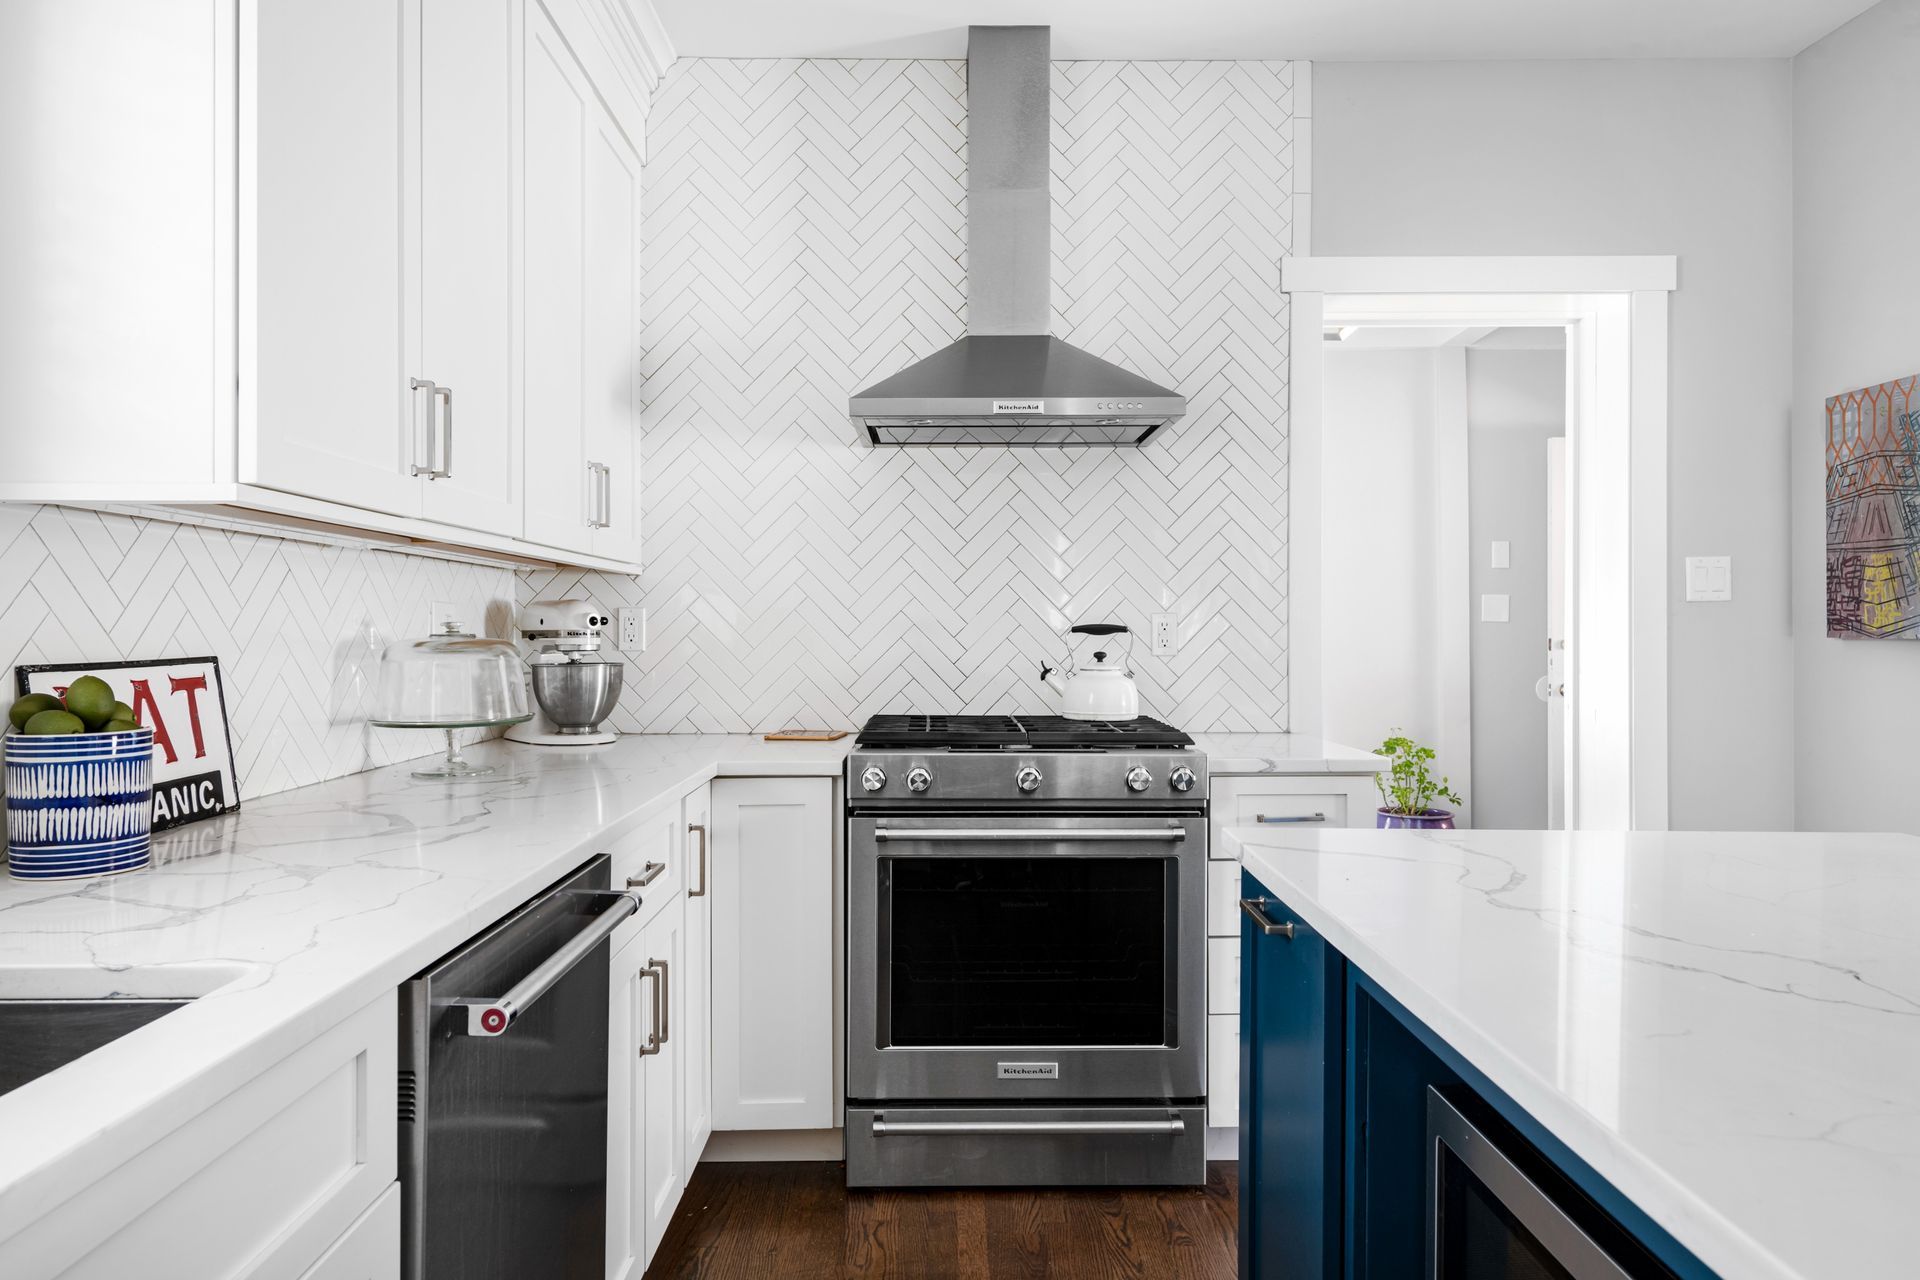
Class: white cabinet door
583,108,642,564
682,783,714,1162
712,777,835,1131
606,923,648,1280
417,0,520,535
244,0,420,516
296,1182,399,1280
521,3,595,556
638,896,688,1263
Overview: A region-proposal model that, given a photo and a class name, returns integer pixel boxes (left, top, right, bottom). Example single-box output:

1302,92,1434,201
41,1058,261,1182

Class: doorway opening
1284,258,1674,830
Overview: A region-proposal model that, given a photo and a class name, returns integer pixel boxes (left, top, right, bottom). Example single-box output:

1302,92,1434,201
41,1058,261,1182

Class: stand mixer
503,598,623,746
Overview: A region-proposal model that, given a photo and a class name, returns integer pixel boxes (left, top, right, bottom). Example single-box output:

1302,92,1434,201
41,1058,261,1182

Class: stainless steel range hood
849,27,1186,447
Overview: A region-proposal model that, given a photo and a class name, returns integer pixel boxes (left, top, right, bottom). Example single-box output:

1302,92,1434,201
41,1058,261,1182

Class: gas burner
856,713,1192,751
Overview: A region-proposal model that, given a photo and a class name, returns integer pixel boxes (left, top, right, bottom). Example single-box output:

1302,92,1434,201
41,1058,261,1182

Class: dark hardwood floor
645,1162,1239,1279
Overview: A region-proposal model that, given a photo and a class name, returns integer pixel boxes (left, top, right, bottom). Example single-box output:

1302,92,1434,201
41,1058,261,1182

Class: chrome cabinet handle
453,889,639,1036
873,827,1184,843
1239,896,1296,939
626,860,666,889
872,1115,1185,1136
633,959,664,1059
599,463,612,528
1256,812,1327,824
687,823,707,897
585,461,610,528
408,378,451,478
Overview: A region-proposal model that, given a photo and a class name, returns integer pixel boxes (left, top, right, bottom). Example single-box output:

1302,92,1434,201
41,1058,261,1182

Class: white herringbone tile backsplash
523,57,1300,733
0,505,517,801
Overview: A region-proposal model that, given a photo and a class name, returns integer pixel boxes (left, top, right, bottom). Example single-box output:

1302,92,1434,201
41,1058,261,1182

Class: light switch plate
1685,556,1732,602
1491,540,1510,569
1481,594,1510,623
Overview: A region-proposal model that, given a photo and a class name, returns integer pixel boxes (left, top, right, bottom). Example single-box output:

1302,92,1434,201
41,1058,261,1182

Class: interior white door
417,0,520,535
584,108,642,564
244,0,420,516
521,2,592,554
639,896,687,1263
681,783,714,1162
712,777,835,1131
605,923,647,1280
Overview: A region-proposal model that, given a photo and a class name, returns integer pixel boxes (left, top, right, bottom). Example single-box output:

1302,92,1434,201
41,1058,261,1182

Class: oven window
884,856,1171,1047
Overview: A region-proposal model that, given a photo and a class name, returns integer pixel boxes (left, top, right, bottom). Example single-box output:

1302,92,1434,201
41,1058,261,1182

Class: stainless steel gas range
843,714,1209,1188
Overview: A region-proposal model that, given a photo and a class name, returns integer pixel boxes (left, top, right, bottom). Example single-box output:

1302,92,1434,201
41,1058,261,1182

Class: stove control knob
906,766,933,793
1016,765,1042,793
1126,765,1154,793
861,765,887,792
1169,765,1197,793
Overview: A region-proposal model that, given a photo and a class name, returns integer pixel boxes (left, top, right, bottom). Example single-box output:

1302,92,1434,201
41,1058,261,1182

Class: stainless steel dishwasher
399,855,638,1280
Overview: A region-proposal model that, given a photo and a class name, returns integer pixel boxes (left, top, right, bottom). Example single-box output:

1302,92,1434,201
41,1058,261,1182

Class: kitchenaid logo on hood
997,1062,1060,1079
992,399,1045,414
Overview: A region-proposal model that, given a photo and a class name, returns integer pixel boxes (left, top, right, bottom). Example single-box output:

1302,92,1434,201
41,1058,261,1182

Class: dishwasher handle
452,888,638,1036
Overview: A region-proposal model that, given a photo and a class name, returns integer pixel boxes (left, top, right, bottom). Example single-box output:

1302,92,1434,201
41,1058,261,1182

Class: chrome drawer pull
687,823,708,897
872,1116,1185,1136
626,860,666,889
873,827,1184,843
1256,812,1326,824
1239,896,1296,939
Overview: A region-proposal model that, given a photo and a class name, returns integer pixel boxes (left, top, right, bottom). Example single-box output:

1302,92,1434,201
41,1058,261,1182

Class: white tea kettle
1039,623,1142,721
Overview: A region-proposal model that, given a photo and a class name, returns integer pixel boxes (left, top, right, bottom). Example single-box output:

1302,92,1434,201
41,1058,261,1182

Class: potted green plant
1373,733,1462,830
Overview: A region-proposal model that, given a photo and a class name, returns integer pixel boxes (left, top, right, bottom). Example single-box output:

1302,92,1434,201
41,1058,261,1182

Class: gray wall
1315,60,1796,830
1792,1,1920,831
1467,349,1564,829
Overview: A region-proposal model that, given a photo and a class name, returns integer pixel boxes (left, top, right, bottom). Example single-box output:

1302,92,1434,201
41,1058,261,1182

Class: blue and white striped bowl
6,728,155,880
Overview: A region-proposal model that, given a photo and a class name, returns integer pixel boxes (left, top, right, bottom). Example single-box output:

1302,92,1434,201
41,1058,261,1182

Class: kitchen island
1225,825,1920,1280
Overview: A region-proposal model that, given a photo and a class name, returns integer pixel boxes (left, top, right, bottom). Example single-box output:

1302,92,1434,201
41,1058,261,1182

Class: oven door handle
871,1115,1186,1136
872,827,1185,843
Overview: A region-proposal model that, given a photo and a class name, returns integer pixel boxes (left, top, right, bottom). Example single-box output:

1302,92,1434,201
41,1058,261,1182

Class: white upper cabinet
417,0,522,535
243,0,419,518
524,1,643,561
0,0,665,572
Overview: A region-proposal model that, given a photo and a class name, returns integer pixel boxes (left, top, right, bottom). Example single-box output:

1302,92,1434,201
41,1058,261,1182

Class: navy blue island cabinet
1236,869,1722,1280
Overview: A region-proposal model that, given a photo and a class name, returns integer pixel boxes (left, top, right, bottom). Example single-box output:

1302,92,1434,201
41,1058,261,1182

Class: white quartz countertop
1190,732,1385,774
1226,825,1920,1280
0,734,850,1235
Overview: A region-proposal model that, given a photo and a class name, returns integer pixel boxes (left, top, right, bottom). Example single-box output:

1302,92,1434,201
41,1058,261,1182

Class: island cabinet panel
1238,872,1344,1280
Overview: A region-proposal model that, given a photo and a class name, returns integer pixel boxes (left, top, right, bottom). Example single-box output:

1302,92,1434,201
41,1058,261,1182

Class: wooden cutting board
763,729,849,742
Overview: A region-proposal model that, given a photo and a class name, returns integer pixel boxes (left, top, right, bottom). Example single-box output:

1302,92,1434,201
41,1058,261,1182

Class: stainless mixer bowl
529,660,623,733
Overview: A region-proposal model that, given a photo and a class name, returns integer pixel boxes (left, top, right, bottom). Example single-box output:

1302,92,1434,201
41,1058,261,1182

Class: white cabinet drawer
0,992,397,1280
1207,860,1243,937
1208,936,1241,1014
604,802,681,931
1207,1014,1239,1130
297,1182,398,1280
1210,774,1381,856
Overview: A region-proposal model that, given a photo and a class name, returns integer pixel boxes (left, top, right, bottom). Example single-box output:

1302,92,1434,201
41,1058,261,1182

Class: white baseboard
701,1128,844,1162
1206,1126,1239,1161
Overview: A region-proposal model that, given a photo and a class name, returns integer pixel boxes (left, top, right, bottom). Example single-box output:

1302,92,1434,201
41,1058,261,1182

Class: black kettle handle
1070,623,1129,637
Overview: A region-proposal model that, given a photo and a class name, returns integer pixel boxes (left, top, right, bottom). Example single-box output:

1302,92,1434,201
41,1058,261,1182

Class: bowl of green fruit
5,675,156,880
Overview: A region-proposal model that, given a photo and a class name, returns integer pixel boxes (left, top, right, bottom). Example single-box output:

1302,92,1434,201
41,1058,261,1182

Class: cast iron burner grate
856,714,1193,750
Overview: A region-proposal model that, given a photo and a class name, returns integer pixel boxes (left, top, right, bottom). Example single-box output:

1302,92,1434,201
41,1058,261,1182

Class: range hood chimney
848,26,1187,447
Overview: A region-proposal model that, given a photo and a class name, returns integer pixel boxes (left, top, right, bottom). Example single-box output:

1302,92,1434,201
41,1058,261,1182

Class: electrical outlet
1151,613,1177,656
618,607,646,652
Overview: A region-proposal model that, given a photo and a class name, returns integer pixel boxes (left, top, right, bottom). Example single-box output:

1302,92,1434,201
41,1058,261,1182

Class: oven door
848,812,1206,1102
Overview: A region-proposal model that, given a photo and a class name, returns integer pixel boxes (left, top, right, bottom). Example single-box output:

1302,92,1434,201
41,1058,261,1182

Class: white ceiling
649,0,1875,61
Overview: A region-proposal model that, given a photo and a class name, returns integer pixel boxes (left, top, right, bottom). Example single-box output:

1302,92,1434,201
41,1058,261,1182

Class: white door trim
1285,256,1672,830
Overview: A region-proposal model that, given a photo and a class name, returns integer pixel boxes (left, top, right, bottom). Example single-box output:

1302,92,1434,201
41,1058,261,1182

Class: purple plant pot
1376,807,1455,830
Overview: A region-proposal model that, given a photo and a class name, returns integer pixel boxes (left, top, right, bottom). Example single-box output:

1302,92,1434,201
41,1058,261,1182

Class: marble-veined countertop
1227,825,1920,1280
0,734,850,1238
1191,733,1386,775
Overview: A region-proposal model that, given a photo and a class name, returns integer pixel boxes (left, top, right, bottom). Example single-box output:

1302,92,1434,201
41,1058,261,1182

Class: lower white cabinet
297,1182,399,1280
0,992,397,1280
711,776,837,1131
682,783,715,1162
608,892,688,1280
